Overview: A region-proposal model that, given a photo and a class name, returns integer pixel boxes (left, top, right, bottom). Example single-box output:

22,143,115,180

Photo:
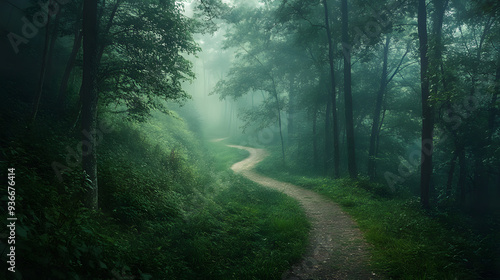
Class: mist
1,0,499,279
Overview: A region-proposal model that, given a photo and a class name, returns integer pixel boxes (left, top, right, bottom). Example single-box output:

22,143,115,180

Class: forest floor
227,145,379,280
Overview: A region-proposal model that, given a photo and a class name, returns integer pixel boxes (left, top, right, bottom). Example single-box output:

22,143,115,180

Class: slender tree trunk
81,0,99,210
489,57,499,135
45,13,60,85
288,76,295,144
30,16,52,123
427,0,447,204
473,158,487,213
75,0,120,112
467,10,492,214
267,75,286,164
368,36,390,179
375,108,386,159
446,152,457,197
228,101,233,134
322,0,340,178
274,90,286,164
313,105,319,169
58,29,83,108
341,0,357,178
418,0,433,209
97,0,121,65
324,95,332,175
458,147,466,207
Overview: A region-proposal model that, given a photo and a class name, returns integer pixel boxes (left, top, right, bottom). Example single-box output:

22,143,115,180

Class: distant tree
341,0,357,178
322,0,340,178
214,6,290,163
368,36,390,180
418,0,432,209
81,0,99,209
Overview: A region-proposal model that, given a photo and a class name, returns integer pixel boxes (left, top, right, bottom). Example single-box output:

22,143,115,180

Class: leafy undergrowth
253,144,500,280
0,110,308,279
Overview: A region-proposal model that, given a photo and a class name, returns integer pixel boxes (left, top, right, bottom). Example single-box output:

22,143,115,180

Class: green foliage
255,145,500,280
0,106,309,279
96,0,200,120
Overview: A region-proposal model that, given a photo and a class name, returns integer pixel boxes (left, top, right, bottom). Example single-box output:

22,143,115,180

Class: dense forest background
0,0,499,279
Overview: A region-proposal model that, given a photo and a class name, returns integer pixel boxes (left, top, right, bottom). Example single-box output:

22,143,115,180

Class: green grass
1,111,310,279
253,145,500,280
97,116,310,279
205,140,249,172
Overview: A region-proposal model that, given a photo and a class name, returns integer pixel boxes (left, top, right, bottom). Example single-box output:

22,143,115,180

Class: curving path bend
227,145,378,280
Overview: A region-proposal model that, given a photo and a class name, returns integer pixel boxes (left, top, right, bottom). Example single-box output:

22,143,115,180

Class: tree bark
288,75,295,144
276,93,286,164
418,0,433,209
446,151,457,197
81,0,99,210
458,147,466,207
58,29,83,108
58,1,83,110
271,78,286,164
312,105,319,169
489,57,499,135
427,0,447,204
97,0,121,65
341,0,357,178
45,12,61,84
368,36,390,180
322,0,340,178
30,16,52,123
324,94,332,175
375,107,386,160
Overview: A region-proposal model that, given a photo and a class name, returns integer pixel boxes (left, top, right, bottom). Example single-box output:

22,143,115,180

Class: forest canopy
0,0,499,279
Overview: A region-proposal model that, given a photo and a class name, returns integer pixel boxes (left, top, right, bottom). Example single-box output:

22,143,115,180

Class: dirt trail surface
228,145,378,280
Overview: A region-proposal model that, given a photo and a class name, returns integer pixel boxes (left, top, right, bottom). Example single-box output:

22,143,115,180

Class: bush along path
228,145,379,280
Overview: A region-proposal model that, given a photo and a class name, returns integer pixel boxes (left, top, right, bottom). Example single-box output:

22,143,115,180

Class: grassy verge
1,112,309,279
253,145,500,280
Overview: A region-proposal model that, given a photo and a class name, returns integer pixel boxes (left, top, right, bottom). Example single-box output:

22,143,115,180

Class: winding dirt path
228,145,378,280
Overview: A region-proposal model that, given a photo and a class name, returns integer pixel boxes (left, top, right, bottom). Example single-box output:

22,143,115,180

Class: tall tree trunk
324,94,332,175
446,152,457,197
228,100,233,134
30,16,52,123
97,0,121,65
312,105,319,169
45,12,61,85
427,0,447,204
275,93,286,164
74,0,120,114
458,146,466,207
375,107,386,160
341,0,357,178
288,75,295,144
322,0,340,178
270,77,286,164
473,54,499,214
418,0,433,209
489,57,499,136
469,18,492,212
81,0,99,210
368,36,390,180
58,29,83,108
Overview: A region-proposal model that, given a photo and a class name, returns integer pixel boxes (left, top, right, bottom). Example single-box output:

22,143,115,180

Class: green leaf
16,225,27,238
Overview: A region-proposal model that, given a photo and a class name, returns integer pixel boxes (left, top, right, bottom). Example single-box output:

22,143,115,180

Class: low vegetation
254,145,500,280
0,106,309,279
